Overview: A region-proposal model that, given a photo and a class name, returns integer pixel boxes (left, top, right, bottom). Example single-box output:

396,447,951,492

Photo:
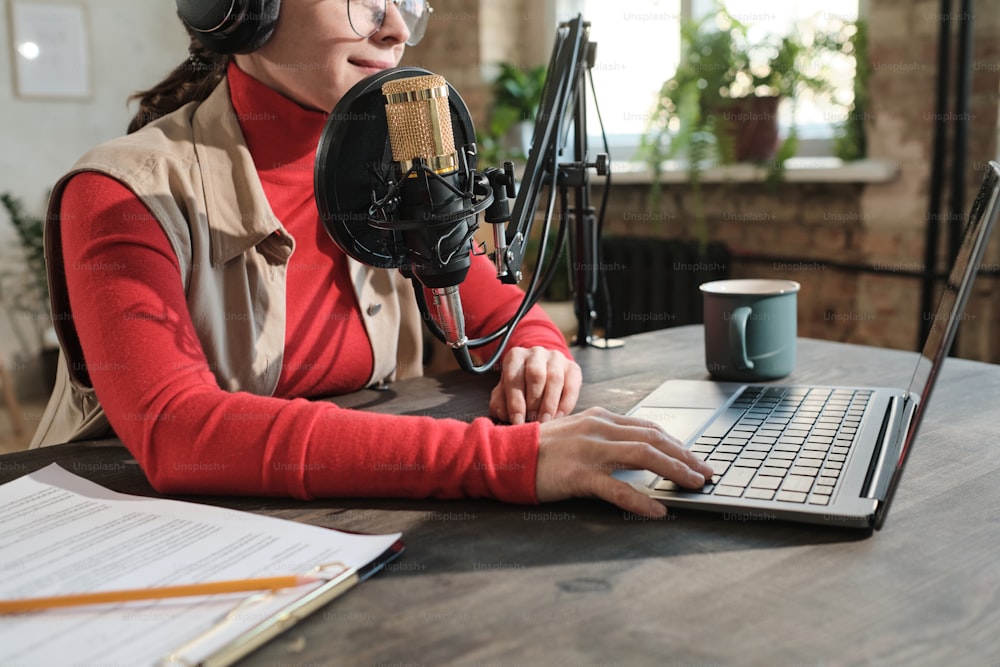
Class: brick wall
415,0,1000,364
589,2,998,362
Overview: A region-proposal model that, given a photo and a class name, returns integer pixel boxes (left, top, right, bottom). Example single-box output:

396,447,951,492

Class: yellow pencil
0,574,322,614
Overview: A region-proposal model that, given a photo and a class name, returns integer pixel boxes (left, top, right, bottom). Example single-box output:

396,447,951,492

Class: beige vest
30,79,423,448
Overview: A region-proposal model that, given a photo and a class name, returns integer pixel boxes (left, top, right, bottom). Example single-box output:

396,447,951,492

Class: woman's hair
127,35,231,134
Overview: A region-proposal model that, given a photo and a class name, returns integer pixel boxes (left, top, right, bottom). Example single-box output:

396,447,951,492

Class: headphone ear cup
178,0,280,55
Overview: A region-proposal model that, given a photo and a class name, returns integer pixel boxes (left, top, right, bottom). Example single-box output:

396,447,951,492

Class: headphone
176,0,281,55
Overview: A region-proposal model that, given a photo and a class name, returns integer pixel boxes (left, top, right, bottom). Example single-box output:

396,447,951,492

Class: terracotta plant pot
713,95,781,163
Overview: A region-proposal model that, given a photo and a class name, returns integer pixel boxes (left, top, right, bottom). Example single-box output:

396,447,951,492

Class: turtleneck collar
227,61,329,186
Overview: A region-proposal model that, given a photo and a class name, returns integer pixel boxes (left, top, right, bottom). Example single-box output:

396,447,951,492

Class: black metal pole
919,0,953,348
571,52,598,346
949,0,974,262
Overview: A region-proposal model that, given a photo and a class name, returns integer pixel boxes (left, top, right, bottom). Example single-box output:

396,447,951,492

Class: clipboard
163,540,405,667
0,465,406,667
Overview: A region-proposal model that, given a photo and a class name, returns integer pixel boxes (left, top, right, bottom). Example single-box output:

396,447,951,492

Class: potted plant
1,193,58,392
477,62,548,167
833,18,869,162
639,6,859,250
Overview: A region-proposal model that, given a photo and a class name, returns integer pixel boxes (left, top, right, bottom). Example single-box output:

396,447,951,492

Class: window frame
551,0,866,166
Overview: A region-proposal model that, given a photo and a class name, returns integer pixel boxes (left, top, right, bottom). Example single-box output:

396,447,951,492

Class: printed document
0,464,401,666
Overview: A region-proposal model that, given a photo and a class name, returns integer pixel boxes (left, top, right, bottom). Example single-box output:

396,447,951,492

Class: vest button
367,303,382,316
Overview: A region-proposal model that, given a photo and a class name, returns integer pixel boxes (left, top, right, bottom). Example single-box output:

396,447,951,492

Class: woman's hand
490,346,582,425
535,407,716,518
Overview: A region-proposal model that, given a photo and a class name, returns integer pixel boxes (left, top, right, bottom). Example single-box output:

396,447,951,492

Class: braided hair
127,27,231,134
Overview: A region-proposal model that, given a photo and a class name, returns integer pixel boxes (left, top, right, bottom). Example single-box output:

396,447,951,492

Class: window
555,0,861,164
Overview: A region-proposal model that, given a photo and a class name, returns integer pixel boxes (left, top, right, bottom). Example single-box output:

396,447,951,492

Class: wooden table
2,326,998,666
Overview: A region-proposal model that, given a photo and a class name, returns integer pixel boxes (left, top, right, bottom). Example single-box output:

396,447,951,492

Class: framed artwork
8,1,90,99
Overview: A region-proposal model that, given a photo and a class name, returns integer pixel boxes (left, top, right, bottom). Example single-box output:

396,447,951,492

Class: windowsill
603,158,900,186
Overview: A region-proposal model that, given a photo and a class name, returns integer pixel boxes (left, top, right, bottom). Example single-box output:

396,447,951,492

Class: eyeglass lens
348,0,432,46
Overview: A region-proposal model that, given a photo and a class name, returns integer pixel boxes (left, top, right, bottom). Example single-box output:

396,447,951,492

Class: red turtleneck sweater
58,62,570,502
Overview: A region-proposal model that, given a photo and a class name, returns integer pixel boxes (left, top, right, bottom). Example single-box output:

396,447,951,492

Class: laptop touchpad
641,379,742,408
630,406,718,444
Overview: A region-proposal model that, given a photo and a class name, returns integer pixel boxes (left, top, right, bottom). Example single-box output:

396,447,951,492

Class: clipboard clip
156,562,351,667
306,560,350,580
158,591,278,667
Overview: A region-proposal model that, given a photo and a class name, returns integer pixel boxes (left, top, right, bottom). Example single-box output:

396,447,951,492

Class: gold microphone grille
382,75,457,172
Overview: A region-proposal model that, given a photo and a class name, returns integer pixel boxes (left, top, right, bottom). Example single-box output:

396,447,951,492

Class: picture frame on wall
8,1,90,99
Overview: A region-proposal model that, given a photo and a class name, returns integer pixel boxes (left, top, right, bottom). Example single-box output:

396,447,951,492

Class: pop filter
314,66,477,269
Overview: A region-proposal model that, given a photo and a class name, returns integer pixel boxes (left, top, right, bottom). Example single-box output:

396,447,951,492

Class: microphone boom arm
487,15,613,348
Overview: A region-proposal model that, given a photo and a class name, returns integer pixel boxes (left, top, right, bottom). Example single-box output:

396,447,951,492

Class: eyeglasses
348,0,434,46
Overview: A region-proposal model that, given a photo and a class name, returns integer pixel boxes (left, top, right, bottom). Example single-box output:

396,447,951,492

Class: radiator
597,237,730,337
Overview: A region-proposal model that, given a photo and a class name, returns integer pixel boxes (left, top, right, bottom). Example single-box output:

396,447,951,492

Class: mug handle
730,306,755,371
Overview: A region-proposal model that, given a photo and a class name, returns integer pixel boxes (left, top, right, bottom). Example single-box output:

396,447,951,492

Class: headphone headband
176,0,280,55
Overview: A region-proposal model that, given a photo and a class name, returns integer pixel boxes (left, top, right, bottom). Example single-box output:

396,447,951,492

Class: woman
31,0,712,517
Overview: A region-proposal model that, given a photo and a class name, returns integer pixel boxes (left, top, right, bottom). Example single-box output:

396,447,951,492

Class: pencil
0,574,322,614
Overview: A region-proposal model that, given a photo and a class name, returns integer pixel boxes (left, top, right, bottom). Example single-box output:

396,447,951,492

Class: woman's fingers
536,407,715,516
490,347,582,424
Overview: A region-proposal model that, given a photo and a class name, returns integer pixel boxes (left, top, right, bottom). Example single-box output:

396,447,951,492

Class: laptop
614,160,1000,531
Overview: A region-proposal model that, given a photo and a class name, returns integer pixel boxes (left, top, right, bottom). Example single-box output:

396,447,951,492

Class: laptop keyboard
653,386,872,505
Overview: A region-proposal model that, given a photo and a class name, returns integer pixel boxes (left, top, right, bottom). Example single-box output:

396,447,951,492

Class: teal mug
700,279,800,381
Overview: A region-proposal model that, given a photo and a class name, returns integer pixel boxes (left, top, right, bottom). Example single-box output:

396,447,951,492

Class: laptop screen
903,161,1000,459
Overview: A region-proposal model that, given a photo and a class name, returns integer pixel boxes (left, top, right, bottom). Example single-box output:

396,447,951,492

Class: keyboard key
733,457,763,469
750,476,782,490
782,475,815,493
706,460,731,476
719,467,756,488
745,488,776,500
716,445,745,455
793,458,822,468
813,484,835,496
805,438,833,447
789,466,820,477
714,485,745,497
776,490,808,503
654,479,681,492
709,453,736,462
808,496,831,506
762,458,793,469
739,450,769,460
758,466,788,477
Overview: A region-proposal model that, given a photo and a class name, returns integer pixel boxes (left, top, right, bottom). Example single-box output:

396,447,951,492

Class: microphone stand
562,40,618,349
498,15,621,350
316,16,621,376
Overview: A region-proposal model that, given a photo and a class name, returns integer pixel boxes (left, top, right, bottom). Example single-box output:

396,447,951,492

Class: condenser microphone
380,74,481,348
316,66,529,374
